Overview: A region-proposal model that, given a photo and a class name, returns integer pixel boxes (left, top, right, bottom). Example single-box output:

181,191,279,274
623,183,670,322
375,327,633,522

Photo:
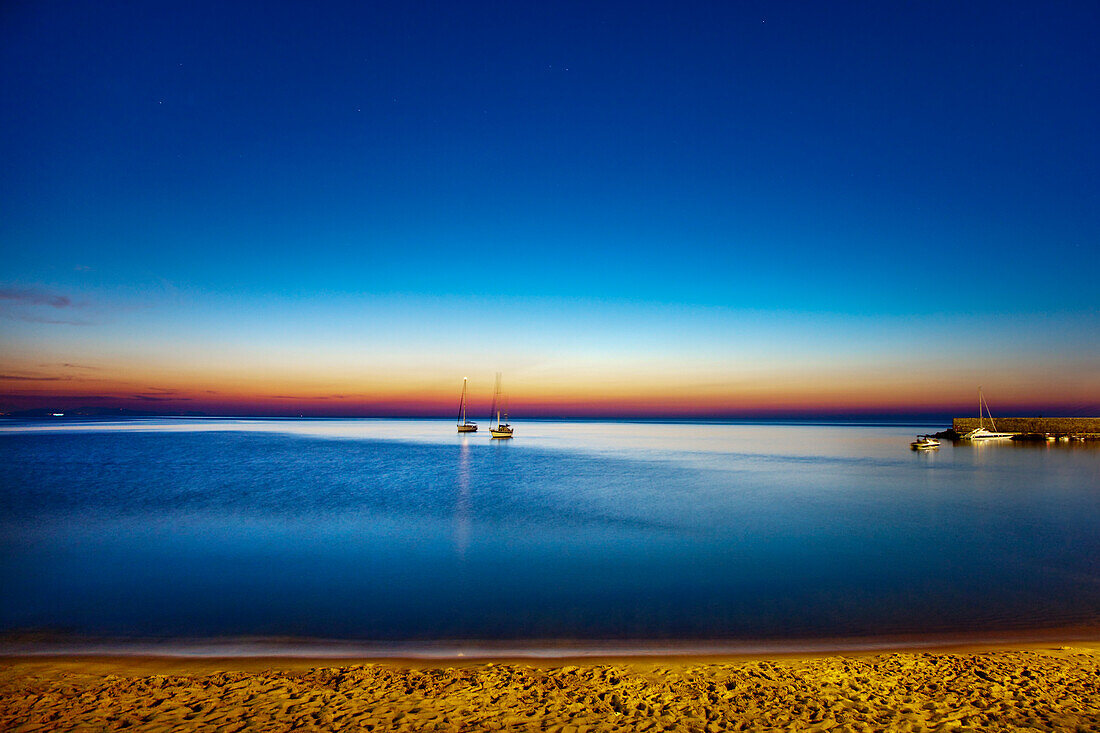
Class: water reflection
454,437,470,557
1,419,1098,645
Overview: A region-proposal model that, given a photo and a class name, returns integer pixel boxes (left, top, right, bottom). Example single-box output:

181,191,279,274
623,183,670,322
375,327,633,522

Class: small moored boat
456,377,477,433
488,372,513,439
911,436,940,450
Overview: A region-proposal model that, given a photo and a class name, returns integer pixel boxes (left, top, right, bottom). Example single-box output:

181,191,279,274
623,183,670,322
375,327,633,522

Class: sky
1,1,1098,418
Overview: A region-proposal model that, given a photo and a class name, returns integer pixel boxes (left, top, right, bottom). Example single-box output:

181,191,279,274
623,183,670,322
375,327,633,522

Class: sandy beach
2,644,1098,731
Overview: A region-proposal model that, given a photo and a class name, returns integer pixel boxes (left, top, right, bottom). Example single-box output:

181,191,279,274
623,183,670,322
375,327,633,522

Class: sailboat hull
962,429,1013,441
490,428,513,439
457,424,478,433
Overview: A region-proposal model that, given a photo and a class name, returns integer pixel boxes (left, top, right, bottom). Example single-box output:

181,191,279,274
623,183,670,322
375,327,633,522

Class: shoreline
4,624,1100,661
4,639,1100,672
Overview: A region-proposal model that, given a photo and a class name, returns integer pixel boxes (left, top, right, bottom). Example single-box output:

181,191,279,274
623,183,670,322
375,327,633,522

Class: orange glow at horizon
3,355,1097,417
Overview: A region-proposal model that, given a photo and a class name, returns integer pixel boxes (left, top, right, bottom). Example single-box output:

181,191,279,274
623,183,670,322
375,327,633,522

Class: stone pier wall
952,417,1100,435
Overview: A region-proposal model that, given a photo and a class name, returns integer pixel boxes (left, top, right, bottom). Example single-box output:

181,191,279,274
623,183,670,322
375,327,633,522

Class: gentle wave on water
2,419,1099,648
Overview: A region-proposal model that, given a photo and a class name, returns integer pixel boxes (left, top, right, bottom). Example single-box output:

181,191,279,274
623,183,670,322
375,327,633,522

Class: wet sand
2,644,1099,731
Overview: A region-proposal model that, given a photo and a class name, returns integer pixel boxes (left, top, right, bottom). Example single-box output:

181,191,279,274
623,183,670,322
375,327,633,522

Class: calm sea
1,419,1098,655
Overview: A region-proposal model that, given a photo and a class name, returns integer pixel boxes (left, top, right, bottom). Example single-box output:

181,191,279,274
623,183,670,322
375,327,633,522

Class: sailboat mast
457,376,466,422
490,372,501,429
459,377,467,426
978,386,983,430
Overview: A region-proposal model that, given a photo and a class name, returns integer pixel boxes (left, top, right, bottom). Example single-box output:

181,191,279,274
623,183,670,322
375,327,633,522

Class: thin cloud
38,363,101,370
4,313,92,326
0,288,73,308
2,393,120,403
0,374,67,381
133,394,192,401
270,395,349,400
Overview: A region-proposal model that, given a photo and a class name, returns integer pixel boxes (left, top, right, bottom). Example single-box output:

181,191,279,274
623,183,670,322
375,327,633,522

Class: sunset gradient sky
2,1,1098,417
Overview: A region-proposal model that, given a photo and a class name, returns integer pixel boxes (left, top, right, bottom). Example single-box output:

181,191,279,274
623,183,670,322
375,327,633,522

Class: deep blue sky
1,1,1097,415
4,0,1098,308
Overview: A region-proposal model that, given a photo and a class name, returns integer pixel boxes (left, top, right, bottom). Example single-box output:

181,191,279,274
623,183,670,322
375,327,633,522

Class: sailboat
456,377,478,433
488,372,514,439
960,387,1014,441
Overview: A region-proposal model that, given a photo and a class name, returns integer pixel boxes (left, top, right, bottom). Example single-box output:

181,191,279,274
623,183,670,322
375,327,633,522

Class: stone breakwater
952,417,1100,436
2,649,1100,731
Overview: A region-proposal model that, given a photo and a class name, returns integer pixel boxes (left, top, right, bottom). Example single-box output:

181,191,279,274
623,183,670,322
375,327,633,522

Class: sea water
1,419,1098,654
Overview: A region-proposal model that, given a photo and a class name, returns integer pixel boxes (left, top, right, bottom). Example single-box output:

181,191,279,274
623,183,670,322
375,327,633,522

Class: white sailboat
456,377,478,433
960,387,1014,441
488,372,514,439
